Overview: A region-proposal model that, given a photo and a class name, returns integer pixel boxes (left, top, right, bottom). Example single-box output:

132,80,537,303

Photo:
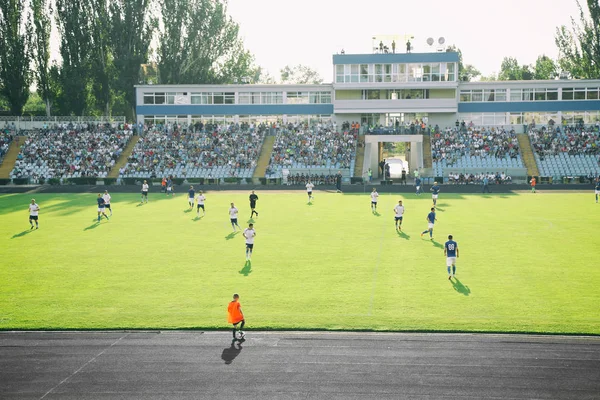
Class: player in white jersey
196,191,206,216
103,190,112,216
243,223,256,260
393,200,405,231
141,180,149,203
370,188,379,213
28,199,40,229
306,181,315,202
229,203,241,231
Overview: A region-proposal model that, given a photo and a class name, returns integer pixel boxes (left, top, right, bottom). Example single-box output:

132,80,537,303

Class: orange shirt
531,178,536,186
227,300,243,323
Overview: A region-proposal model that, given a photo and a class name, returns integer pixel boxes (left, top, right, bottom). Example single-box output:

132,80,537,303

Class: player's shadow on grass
306,202,313,206
372,211,381,217
452,278,471,296
183,209,192,213
221,342,243,364
225,231,240,240
11,230,33,239
136,203,144,207
396,230,410,240
437,203,450,207
431,240,444,249
84,222,100,231
193,215,204,221
239,260,252,276
247,218,255,224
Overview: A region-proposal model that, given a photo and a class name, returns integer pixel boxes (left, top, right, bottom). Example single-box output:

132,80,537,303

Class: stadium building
131,51,600,181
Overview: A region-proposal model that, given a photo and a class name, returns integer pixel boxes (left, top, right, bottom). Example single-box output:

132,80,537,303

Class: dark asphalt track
0,331,599,399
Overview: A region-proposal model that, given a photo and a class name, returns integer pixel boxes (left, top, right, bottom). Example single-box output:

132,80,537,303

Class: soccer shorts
104,204,111,209
142,191,148,196
231,218,238,224
432,194,438,199
416,185,421,191
307,191,312,196
167,187,172,192
189,197,194,203
371,201,377,205
246,243,254,249
446,257,457,267
395,216,403,221
197,204,205,210
29,215,38,221
428,223,434,229
97,207,105,212
595,190,600,195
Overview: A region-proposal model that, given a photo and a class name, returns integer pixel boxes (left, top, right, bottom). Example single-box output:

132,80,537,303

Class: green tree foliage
110,0,156,119
55,0,93,115
555,0,600,79
0,0,32,115
31,0,56,116
534,55,558,80
279,64,323,84
446,45,480,81
158,0,255,84
498,57,534,80
89,0,114,116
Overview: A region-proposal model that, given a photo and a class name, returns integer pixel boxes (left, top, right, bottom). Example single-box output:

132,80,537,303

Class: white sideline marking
39,334,128,399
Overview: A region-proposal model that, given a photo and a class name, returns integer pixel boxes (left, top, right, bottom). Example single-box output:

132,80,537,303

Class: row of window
360,89,431,100
335,63,457,83
143,91,332,105
459,111,600,126
142,114,333,125
460,87,600,102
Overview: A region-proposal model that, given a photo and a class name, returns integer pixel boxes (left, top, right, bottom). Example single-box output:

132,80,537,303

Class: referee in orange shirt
227,293,245,342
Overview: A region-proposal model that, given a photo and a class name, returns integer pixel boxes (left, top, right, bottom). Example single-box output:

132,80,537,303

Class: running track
1,331,599,399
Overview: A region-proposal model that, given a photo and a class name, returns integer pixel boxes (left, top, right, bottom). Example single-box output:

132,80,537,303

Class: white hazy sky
227,0,584,81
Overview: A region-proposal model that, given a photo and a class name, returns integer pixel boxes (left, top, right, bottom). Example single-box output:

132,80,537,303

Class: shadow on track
221,342,243,364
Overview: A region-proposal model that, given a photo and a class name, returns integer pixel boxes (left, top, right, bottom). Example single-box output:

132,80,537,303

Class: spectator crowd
529,127,600,158
11,126,133,180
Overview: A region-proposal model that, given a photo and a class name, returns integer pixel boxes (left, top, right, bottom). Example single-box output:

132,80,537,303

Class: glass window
484,89,495,102
224,92,235,104
510,113,523,125
320,92,331,103
547,89,558,100
447,63,456,81
238,92,250,104
574,88,585,100
587,88,599,100
459,91,471,102
190,94,202,104
154,93,165,104
562,88,573,100
252,93,261,104
212,92,224,104
472,89,483,102
534,90,546,101
360,64,369,83
495,89,507,101
510,89,522,101
166,92,176,104
431,63,440,81
522,89,534,101
366,90,380,100
143,94,154,104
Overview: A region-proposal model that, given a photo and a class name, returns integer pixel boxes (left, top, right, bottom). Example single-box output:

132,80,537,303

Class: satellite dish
438,37,446,45
427,37,434,46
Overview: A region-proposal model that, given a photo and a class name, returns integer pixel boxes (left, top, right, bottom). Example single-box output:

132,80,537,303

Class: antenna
437,37,446,52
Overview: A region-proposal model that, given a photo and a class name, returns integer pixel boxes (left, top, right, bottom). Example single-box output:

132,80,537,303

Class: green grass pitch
0,189,599,334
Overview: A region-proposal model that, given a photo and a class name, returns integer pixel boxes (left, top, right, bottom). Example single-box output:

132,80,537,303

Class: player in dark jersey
96,194,109,222
188,186,195,209
249,190,259,218
444,235,459,280
415,177,422,195
595,181,600,203
420,207,436,240
430,182,440,206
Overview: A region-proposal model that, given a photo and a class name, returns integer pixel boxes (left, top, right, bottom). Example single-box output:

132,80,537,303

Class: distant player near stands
196,191,206,216
141,180,149,203
227,293,245,343
243,223,256,261
596,180,600,203
421,207,437,240
370,188,379,213
393,200,405,231
415,177,422,195
430,182,440,207
103,190,112,216
97,194,109,222
166,177,174,197
28,199,40,230
188,186,195,209
229,203,241,231
249,191,259,218
306,180,315,203
444,235,459,280
530,177,536,193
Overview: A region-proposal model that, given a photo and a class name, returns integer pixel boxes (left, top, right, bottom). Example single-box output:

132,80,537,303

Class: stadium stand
431,127,524,179
119,123,266,179
0,130,14,166
10,127,133,180
264,121,358,181
529,127,600,179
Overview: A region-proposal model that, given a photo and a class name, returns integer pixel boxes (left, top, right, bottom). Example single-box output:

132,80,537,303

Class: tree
0,0,32,115
446,44,480,81
55,0,93,115
110,0,156,119
89,0,114,116
279,64,323,84
498,57,534,80
31,0,56,116
555,0,600,79
534,55,558,80
158,0,255,84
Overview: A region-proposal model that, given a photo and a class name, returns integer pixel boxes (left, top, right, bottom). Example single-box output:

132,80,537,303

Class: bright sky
227,0,584,81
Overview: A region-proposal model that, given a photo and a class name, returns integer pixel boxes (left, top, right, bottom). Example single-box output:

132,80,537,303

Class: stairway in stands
353,136,365,177
517,133,539,177
0,136,26,178
422,134,433,169
108,135,139,178
252,135,276,178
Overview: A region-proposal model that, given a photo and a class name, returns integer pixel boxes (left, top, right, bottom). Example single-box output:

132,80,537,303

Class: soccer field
0,189,599,334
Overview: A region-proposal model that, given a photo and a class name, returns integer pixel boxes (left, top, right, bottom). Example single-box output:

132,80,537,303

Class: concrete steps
252,136,276,178
422,134,433,169
353,136,365,178
0,136,26,178
517,134,539,177
108,135,139,178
